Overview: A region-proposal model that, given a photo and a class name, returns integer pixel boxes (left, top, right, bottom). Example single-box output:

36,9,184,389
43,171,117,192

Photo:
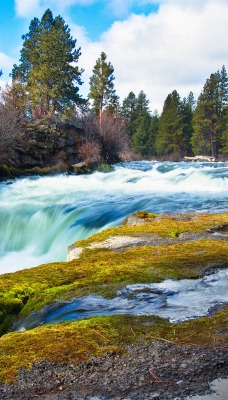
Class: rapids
0,161,228,274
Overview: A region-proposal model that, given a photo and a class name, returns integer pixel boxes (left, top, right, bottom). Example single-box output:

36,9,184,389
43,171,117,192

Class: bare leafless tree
0,85,26,165
79,111,133,163
99,111,132,161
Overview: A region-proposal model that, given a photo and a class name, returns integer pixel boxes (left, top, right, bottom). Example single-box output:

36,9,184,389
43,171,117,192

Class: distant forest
0,9,228,168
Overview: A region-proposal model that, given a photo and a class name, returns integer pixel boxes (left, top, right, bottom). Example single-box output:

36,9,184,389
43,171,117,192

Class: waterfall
0,161,228,274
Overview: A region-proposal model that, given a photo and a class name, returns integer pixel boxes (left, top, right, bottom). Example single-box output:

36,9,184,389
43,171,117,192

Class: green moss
0,307,227,384
96,163,113,173
75,212,228,248
159,304,228,346
0,165,14,179
0,296,24,336
0,211,227,384
134,210,158,220
0,212,228,337
1,238,227,323
169,229,180,238
0,165,67,181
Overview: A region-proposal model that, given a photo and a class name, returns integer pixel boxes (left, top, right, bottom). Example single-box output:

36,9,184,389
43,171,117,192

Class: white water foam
0,161,228,274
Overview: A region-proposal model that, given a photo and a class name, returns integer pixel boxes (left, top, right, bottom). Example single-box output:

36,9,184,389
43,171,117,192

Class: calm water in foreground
0,160,228,274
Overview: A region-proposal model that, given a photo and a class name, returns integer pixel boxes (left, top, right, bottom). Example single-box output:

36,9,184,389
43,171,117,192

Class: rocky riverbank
0,117,132,181
0,211,227,399
1,336,227,400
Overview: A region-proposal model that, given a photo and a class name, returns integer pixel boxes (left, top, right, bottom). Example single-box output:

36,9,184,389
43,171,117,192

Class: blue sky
0,0,228,111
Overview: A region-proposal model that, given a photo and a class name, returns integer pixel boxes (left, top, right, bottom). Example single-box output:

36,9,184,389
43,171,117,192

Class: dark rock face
0,119,86,180
16,121,83,169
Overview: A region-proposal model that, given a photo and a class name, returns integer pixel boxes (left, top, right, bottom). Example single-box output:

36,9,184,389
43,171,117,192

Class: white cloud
0,53,18,88
15,0,41,17
79,0,228,111
12,0,228,111
15,0,97,17
0,53,17,75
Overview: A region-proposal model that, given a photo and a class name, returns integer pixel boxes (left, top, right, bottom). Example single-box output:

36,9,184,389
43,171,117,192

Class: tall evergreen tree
121,91,137,137
128,91,152,155
12,9,83,116
192,73,220,157
135,90,150,117
147,111,160,156
89,52,119,120
217,65,228,114
122,90,150,137
180,91,195,156
131,111,160,157
192,66,228,157
217,66,228,154
131,113,152,156
155,90,184,159
220,109,228,154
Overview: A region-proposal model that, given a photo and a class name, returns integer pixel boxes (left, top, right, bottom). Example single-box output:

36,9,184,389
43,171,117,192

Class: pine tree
121,91,137,137
217,65,228,114
221,109,228,155
121,90,150,138
155,90,184,159
192,73,219,157
147,111,160,156
218,66,228,154
131,113,152,156
89,52,119,122
12,9,83,116
192,66,228,157
180,92,195,156
135,90,150,117
131,111,160,158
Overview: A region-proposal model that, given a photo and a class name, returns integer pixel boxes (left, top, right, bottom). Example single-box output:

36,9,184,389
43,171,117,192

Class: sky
0,0,228,112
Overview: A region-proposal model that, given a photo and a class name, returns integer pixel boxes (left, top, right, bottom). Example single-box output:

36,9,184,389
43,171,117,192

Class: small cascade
12,268,228,331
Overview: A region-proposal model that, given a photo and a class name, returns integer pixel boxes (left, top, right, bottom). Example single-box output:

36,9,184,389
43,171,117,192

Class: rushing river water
0,161,228,274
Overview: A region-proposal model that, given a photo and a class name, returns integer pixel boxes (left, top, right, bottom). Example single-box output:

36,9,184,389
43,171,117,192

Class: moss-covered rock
0,306,227,384
1,212,228,326
0,211,227,385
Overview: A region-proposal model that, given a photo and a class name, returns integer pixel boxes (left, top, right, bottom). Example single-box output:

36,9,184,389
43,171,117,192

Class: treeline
0,8,228,169
124,66,228,160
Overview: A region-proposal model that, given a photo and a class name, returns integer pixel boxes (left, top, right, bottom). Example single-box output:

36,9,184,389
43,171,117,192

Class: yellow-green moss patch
74,212,228,248
0,306,227,384
1,212,228,336
1,239,228,322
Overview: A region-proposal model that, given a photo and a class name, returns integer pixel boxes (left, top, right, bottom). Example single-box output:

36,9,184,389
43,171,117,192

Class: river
0,161,228,274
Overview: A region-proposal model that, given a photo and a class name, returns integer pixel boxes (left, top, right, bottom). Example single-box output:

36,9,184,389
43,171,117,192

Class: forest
0,8,228,172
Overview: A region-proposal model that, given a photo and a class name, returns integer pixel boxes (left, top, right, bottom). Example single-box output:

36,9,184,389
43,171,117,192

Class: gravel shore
1,340,227,400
